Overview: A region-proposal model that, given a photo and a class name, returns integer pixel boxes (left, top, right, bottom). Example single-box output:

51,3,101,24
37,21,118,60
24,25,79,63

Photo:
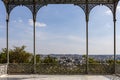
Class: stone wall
0,64,7,76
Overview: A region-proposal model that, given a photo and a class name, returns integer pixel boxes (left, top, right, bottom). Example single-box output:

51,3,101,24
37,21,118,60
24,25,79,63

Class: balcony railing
7,63,120,74
0,64,7,76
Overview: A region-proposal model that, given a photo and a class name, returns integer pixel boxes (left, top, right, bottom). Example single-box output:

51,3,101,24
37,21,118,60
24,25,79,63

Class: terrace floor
0,75,120,80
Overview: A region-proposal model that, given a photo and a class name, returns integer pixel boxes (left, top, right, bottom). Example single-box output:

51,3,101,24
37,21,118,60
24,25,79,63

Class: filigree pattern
77,4,86,13
77,4,97,16
104,4,114,14
8,5,17,14
88,4,98,14
3,0,117,4
25,5,34,13
35,4,44,14
2,0,119,18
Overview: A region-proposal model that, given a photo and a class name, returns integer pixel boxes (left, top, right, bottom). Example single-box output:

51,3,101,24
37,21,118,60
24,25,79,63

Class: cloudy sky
0,1,120,55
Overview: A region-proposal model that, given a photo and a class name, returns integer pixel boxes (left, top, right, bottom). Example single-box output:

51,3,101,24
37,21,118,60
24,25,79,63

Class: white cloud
105,5,120,15
105,10,112,15
28,19,47,27
12,19,22,23
13,20,17,23
117,5,120,12
0,25,4,29
67,35,85,43
18,19,23,23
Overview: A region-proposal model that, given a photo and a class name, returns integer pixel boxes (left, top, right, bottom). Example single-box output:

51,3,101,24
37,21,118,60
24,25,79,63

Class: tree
10,46,32,63
30,54,42,64
0,46,32,63
82,55,99,64
42,55,58,64
0,48,7,63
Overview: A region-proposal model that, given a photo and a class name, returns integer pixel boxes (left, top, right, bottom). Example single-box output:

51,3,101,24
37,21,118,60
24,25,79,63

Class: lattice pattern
2,0,119,18
2,0,117,4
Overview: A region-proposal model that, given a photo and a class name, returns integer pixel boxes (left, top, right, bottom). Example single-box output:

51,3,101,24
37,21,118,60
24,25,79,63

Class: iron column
113,3,116,74
6,13,9,64
86,0,89,74
33,1,36,73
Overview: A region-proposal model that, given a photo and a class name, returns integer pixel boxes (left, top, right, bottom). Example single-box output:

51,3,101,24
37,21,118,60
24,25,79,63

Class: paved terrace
1,75,120,80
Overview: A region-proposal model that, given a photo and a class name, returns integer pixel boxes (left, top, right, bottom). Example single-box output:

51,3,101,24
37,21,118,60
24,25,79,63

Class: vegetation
0,46,32,63
0,46,120,74
0,46,58,64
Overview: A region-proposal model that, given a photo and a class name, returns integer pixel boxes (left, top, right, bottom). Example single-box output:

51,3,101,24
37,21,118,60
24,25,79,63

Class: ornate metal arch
104,2,119,15
76,4,98,15
4,4,44,17
25,4,44,14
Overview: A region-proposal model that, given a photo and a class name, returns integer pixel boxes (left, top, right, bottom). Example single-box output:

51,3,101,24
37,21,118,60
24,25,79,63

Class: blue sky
0,1,120,55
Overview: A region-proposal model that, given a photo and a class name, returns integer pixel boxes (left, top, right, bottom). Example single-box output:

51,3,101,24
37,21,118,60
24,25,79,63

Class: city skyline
0,1,120,55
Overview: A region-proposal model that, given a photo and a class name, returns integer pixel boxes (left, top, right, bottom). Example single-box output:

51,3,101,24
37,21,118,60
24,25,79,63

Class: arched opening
116,1,120,74
9,6,33,63
36,4,86,74
89,5,113,74
0,0,6,63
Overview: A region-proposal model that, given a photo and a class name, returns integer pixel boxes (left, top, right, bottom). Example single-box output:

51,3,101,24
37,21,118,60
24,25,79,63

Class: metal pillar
33,1,36,73
6,13,9,64
33,17,36,73
85,0,89,74
86,19,89,74
113,3,116,74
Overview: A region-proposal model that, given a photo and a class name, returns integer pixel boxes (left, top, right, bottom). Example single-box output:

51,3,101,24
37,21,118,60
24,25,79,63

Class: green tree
0,48,7,63
42,55,58,64
30,54,41,63
82,55,99,64
9,46,32,63
106,59,114,64
0,46,32,63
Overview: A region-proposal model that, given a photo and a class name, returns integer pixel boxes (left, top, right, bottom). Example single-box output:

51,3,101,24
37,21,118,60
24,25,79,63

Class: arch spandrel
75,4,86,14
76,4,98,21
8,5,18,14
35,4,44,14
104,3,118,14
2,0,119,16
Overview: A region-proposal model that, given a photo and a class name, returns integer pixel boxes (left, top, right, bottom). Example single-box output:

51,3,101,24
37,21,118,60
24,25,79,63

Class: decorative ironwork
8,5,17,14
77,4,97,15
2,0,118,4
35,4,44,14
2,0,119,18
24,4,44,14
25,5,34,13
88,4,98,14
104,4,114,14
77,4,86,13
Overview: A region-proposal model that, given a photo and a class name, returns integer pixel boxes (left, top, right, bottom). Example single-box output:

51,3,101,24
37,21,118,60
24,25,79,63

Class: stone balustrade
0,64,7,76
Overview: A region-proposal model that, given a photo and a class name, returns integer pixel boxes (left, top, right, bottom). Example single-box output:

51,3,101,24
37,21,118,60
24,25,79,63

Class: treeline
0,45,120,64
0,45,58,64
